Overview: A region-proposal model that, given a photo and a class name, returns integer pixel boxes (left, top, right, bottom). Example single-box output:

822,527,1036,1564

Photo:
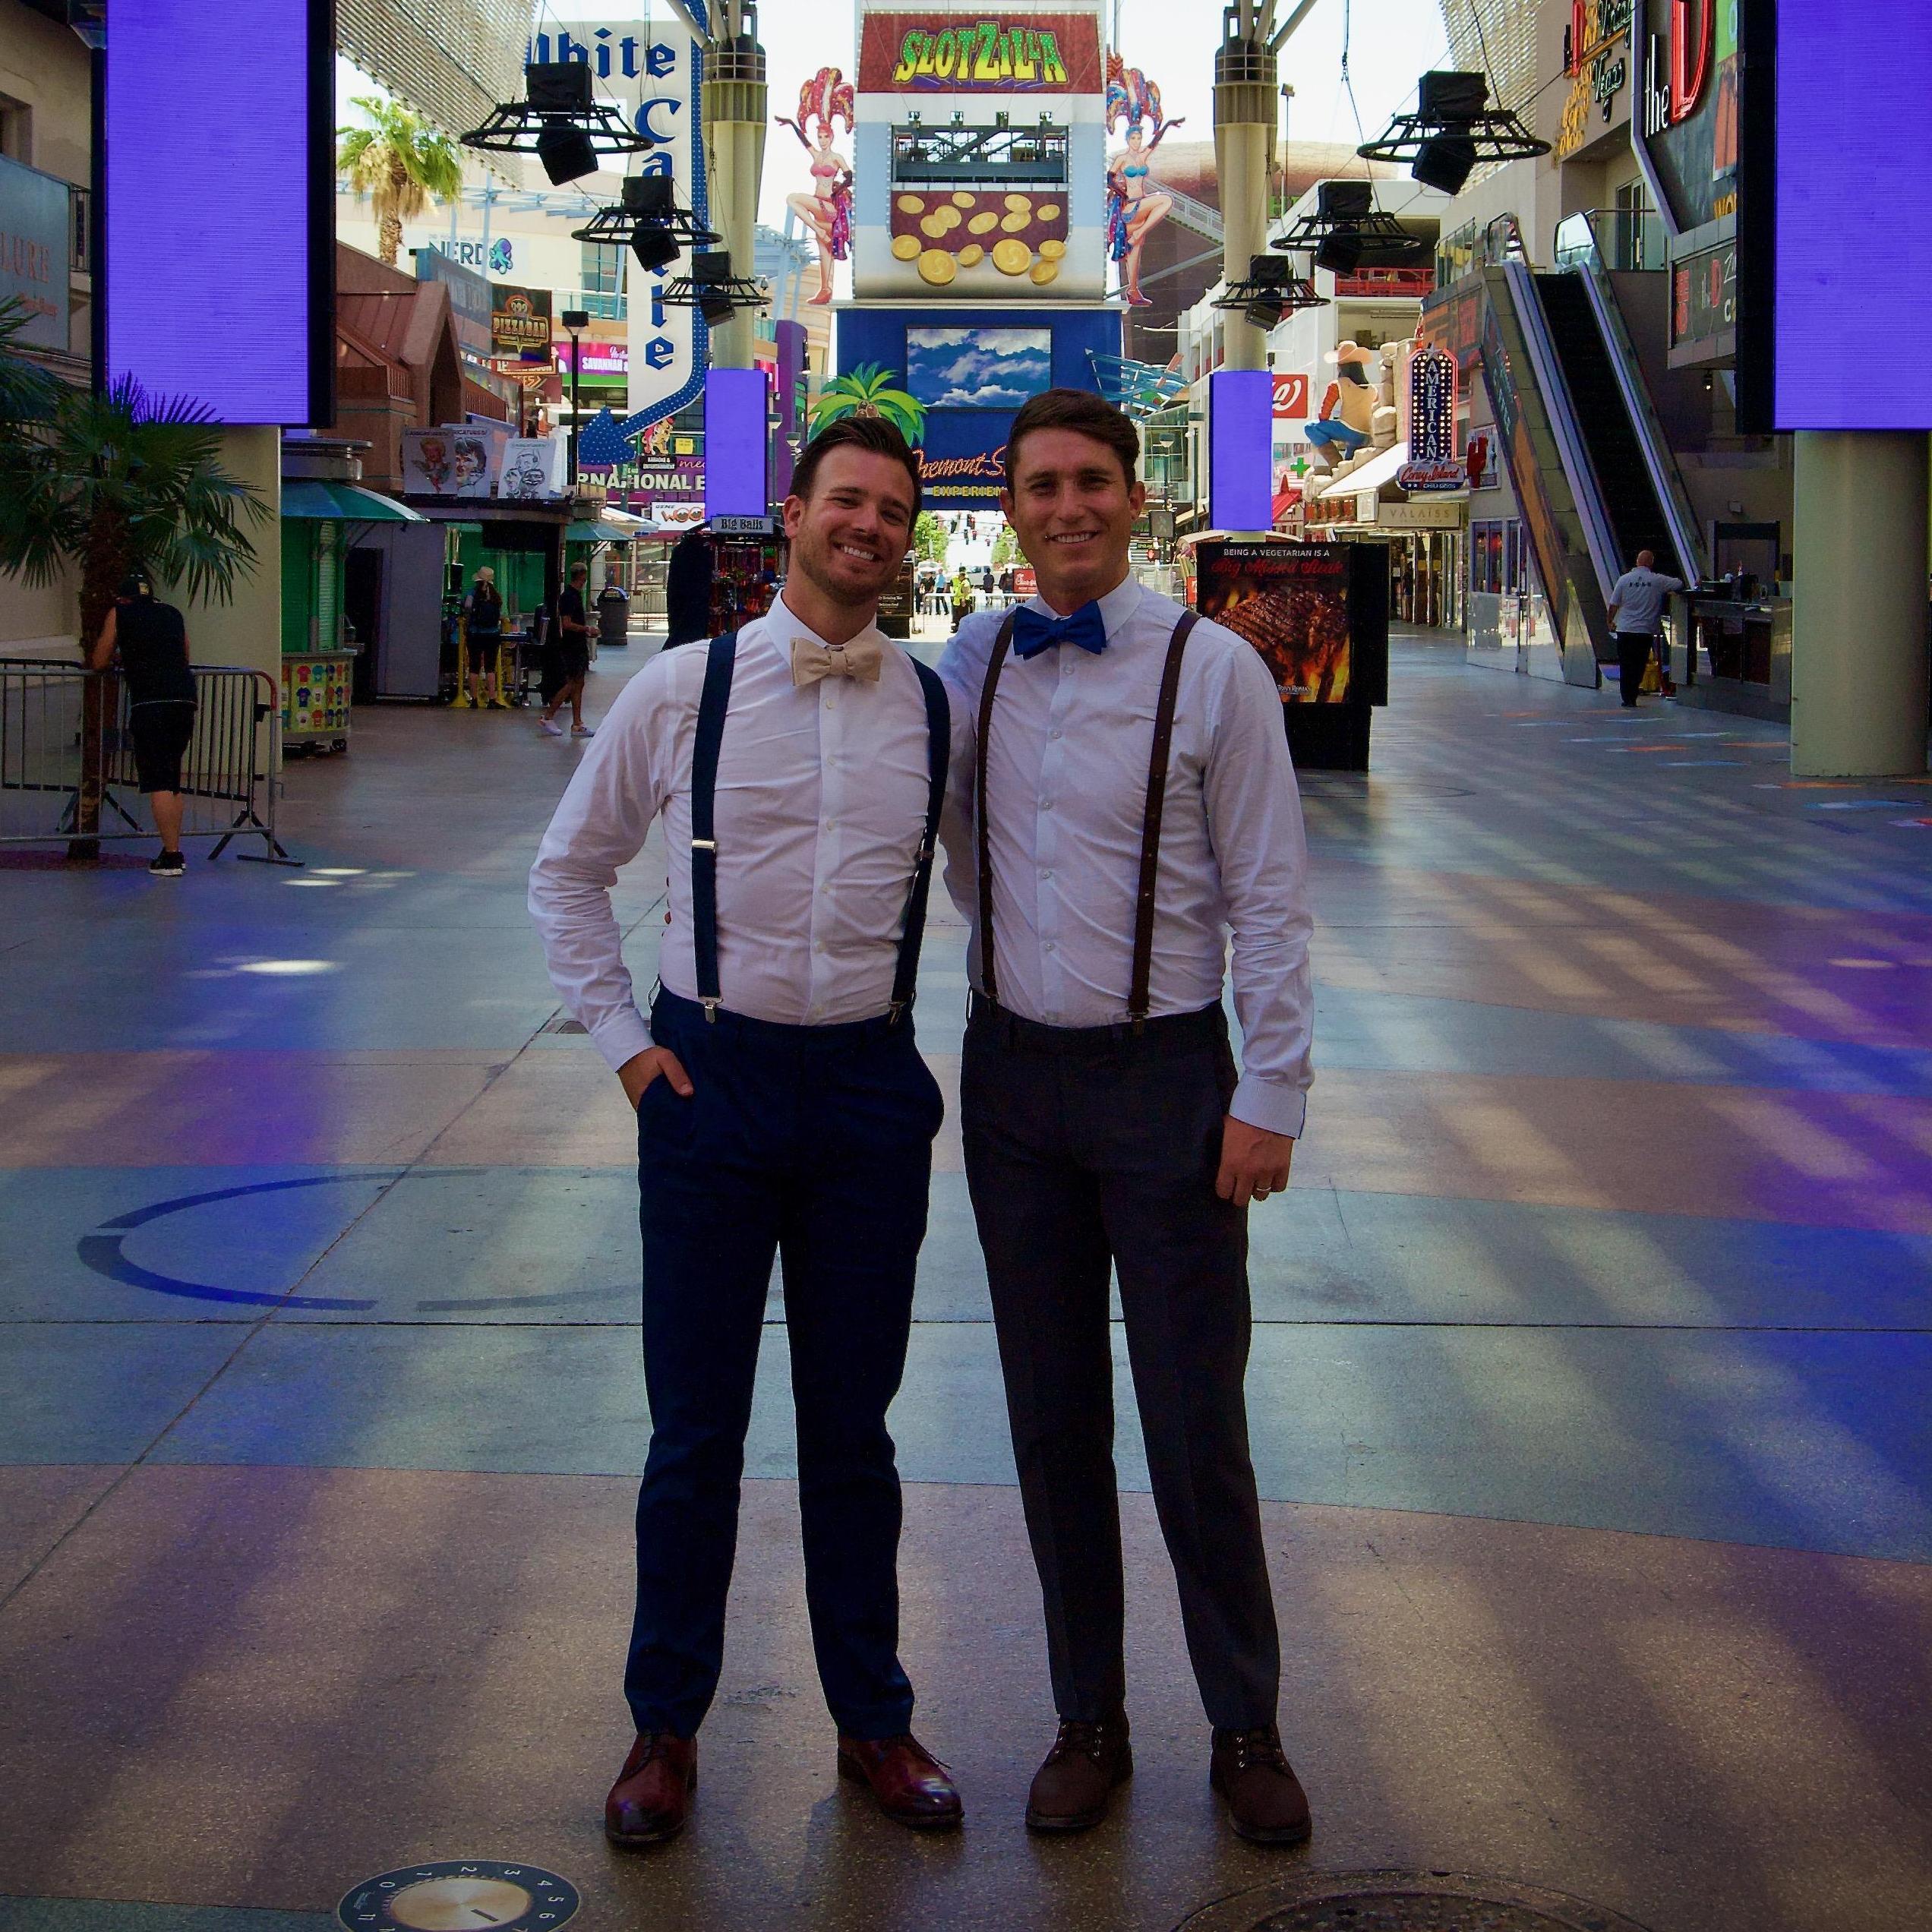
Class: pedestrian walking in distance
541,561,595,738
461,565,508,709
87,569,197,877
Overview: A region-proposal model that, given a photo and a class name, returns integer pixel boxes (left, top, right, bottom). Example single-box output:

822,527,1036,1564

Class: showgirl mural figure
1105,55,1183,307
776,68,855,306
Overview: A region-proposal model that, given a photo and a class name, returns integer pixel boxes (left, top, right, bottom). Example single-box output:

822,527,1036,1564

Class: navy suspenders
686,630,952,1025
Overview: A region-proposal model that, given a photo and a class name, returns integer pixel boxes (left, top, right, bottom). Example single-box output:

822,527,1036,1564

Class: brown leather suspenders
974,608,1201,1025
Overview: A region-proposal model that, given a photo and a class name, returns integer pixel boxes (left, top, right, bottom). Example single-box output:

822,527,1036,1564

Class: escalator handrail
1572,254,1710,582
1501,258,1622,605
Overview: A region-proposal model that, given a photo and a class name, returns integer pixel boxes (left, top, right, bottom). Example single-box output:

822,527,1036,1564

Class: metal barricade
0,658,295,863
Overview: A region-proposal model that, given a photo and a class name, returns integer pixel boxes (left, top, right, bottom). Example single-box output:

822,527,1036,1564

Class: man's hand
1216,1116,1295,1207
617,1046,694,1111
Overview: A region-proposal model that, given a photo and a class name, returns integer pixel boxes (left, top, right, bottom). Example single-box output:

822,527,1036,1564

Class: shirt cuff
1230,1072,1307,1140
588,1005,654,1075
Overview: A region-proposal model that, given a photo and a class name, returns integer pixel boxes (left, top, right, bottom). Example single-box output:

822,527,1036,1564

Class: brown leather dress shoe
1025,1712,1132,1833
1210,1723,1311,1845
835,1732,964,1829
605,1729,697,1847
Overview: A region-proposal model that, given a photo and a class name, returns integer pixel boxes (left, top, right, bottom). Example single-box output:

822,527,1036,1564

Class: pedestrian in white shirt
1605,548,1685,706
937,388,1315,1847
529,417,965,1848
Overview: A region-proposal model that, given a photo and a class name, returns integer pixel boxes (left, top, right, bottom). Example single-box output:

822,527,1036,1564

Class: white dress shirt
937,573,1315,1138
529,595,956,1072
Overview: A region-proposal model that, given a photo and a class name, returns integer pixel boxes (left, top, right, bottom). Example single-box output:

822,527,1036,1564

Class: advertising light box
106,0,332,424
1738,2,1932,431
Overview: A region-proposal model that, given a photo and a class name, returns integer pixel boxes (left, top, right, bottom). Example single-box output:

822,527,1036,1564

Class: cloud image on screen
905,328,1052,409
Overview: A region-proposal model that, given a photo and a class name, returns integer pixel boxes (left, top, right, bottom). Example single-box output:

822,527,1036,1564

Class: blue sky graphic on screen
905,329,1053,410
1775,3,1932,428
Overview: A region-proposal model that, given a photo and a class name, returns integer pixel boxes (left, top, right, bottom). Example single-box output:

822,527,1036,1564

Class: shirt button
1050,728,1062,740
1040,867,1052,879
1044,939,1056,953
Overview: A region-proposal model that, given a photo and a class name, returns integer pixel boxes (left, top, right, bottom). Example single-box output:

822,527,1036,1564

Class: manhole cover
1176,1870,1651,1932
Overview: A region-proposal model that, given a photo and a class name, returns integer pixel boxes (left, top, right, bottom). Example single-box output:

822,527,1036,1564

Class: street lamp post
560,308,590,488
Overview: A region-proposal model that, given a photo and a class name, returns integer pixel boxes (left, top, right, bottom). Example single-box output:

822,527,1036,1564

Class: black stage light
1419,70,1489,122
536,119,600,185
1317,180,1375,222
1314,229,1363,275
693,251,735,325
623,175,674,218
692,250,733,284
526,62,594,113
699,292,737,326
1245,295,1286,327
630,223,680,270
1247,253,1293,286
1411,134,1478,195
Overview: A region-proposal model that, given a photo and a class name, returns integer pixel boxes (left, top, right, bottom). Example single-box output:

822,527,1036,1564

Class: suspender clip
690,837,718,853
886,999,908,1027
699,996,721,1024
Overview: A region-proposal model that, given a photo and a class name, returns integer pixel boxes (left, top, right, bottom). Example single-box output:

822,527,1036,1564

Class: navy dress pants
961,999,1281,1733
627,989,945,1741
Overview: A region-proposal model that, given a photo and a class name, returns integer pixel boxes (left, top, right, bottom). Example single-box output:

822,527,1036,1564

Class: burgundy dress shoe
605,1729,697,1847
835,1732,964,1829
1210,1724,1311,1845
1025,1711,1133,1833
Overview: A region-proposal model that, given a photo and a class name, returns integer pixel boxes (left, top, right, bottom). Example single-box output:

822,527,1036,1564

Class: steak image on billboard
1195,542,1352,705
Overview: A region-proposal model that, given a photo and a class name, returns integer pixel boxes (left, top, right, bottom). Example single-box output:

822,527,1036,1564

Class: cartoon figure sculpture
777,68,855,306
1105,56,1184,307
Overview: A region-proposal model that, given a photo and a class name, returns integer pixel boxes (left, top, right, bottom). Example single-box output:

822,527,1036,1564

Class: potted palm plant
0,297,270,857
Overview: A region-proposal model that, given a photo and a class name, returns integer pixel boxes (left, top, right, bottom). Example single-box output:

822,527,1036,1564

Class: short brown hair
1004,388,1140,491
790,414,923,521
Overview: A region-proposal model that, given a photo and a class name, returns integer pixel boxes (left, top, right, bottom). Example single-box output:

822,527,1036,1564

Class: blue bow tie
1012,601,1108,661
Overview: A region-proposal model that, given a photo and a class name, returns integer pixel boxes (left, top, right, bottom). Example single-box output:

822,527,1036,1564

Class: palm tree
338,95,464,267
810,364,926,444
0,328,270,853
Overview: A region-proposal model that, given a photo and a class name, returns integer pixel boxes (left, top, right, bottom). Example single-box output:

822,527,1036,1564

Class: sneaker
572,724,595,737
540,718,564,737
149,850,185,878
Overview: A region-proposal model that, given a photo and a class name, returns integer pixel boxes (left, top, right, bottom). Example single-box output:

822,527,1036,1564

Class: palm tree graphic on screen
810,364,927,443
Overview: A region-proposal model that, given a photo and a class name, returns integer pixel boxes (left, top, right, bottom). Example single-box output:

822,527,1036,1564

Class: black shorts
466,633,502,672
130,701,195,794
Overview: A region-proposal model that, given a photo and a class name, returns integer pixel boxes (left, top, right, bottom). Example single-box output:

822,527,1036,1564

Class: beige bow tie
791,633,883,687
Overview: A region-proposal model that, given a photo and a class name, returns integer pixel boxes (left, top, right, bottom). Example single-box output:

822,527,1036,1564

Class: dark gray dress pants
960,999,1281,1731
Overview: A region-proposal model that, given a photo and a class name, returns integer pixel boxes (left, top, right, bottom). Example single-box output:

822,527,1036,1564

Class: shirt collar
1024,571,1144,640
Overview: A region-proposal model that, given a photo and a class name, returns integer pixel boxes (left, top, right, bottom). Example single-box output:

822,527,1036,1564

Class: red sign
857,12,1103,93
1271,373,1309,420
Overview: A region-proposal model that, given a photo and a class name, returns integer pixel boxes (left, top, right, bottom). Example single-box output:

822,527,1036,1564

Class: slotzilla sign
528,21,707,433
0,155,69,352
858,12,1103,92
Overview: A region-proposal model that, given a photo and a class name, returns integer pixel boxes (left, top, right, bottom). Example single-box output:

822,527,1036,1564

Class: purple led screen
1776,3,1932,429
704,368,771,519
106,0,321,424
1208,371,1273,533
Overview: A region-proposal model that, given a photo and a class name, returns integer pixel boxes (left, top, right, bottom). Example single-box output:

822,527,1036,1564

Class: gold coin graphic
968,211,1000,235
991,238,1033,275
1030,259,1060,285
891,233,922,260
1004,193,1031,211
1000,210,1031,233
1037,203,1062,222
1038,238,1065,260
896,194,926,213
917,248,958,285
951,190,976,207
919,213,949,239
956,243,986,267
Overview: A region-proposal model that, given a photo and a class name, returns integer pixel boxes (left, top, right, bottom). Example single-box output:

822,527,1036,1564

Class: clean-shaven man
530,416,965,1846
938,387,1316,1845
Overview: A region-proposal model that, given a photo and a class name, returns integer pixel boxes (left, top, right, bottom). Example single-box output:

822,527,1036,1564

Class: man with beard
938,388,1316,1845
530,416,964,1845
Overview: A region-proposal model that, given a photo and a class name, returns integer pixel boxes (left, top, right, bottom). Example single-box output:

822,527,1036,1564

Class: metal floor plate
1176,1870,1653,1932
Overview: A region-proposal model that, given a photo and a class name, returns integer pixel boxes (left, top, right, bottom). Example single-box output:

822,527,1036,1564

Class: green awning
567,519,636,543
282,479,426,523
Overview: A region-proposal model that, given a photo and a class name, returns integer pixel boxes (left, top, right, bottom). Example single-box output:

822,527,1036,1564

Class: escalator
1531,273,1686,581
1463,259,1706,686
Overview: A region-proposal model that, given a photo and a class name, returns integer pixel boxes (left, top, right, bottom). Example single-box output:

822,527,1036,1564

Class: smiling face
1001,427,1145,614
783,445,916,617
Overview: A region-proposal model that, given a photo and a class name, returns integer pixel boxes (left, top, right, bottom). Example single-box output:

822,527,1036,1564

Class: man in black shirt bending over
540,560,595,738
88,570,197,877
